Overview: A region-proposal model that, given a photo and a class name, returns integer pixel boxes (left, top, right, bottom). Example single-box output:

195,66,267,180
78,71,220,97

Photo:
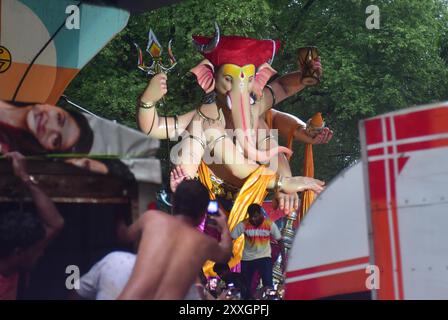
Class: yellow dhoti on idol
198,161,275,276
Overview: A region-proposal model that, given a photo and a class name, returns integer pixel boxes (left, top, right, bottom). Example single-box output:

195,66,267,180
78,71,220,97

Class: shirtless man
118,179,232,300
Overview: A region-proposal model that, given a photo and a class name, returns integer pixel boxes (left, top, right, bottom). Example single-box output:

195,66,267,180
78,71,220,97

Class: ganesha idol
136,24,332,271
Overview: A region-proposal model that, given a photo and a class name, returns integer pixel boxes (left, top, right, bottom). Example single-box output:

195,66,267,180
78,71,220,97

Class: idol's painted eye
249,93,256,105
224,75,233,82
248,76,254,83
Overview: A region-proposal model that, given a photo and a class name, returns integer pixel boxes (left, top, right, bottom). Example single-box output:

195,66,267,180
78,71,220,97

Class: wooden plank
0,159,138,201
0,196,129,204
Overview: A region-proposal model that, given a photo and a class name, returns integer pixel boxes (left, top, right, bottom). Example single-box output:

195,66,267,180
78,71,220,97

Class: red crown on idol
192,23,281,68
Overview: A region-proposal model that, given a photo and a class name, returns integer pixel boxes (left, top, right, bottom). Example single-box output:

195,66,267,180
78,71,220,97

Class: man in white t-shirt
74,251,202,300
74,251,136,300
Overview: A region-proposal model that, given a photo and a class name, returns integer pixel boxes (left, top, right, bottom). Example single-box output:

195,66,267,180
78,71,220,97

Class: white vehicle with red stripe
285,102,448,300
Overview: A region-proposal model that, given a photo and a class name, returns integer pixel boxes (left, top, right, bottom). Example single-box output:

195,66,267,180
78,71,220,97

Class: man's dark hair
0,211,46,258
213,262,230,276
247,203,263,217
172,180,209,223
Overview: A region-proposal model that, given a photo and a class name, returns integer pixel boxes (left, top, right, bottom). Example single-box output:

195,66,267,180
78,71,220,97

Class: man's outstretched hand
170,165,189,192
209,208,229,233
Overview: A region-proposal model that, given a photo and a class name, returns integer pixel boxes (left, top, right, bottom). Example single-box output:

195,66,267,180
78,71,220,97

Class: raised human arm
6,152,64,241
208,209,232,263
169,165,188,192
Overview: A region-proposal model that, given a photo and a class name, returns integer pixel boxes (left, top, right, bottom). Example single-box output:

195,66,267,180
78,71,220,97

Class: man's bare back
118,210,231,300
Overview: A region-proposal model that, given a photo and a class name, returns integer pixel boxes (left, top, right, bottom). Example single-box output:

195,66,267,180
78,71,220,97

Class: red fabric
147,201,158,211
262,201,286,222
190,62,216,93
0,272,19,300
192,35,281,68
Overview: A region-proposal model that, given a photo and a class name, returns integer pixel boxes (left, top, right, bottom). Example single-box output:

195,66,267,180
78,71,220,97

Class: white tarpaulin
85,113,161,184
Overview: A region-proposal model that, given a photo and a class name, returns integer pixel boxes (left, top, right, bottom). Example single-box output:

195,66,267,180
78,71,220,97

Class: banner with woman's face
0,100,93,155
0,1,163,182
0,100,161,184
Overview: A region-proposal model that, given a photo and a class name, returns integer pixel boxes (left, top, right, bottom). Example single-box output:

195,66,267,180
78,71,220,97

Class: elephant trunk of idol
226,89,292,164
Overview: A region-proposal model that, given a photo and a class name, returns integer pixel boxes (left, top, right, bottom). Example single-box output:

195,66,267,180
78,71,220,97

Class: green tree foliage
64,0,448,182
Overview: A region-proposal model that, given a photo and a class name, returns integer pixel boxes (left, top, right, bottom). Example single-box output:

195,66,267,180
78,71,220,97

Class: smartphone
207,200,219,216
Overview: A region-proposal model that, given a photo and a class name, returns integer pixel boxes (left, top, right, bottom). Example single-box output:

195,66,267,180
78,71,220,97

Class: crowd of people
0,26,331,300
0,152,285,300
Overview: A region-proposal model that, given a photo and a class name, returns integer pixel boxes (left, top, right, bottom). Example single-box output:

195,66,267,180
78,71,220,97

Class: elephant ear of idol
190,60,215,93
253,63,277,99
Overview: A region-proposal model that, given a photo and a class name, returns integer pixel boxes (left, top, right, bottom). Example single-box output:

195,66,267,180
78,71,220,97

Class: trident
133,29,177,203
134,29,177,75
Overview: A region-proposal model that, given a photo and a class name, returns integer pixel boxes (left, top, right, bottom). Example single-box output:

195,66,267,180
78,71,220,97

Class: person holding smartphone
118,179,232,300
